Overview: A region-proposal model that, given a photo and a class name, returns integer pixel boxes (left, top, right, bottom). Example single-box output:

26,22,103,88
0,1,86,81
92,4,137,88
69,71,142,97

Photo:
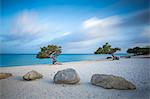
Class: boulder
91,74,136,90
0,73,12,80
53,68,80,84
23,70,43,81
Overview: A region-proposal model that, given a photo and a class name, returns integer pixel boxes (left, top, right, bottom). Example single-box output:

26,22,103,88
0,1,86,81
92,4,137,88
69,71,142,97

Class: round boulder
23,70,43,81
53,68,80,84
91,74,136,90
0,73,12,80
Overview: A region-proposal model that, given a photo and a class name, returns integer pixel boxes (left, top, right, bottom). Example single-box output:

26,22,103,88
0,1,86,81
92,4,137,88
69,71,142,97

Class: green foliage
127,46,150,55
37,52,49,58
37,45,62,58
40,47,47,52
94,43,121,55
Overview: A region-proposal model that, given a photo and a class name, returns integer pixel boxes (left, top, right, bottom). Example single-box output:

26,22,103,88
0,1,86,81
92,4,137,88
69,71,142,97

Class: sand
0,58,150,99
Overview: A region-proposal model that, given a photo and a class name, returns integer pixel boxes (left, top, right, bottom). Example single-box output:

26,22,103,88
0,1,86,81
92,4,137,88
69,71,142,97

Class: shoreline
132,55,150,58
0,59,113,68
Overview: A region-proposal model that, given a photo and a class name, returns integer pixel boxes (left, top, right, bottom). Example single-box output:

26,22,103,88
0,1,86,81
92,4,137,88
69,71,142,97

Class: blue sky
1,0,150,54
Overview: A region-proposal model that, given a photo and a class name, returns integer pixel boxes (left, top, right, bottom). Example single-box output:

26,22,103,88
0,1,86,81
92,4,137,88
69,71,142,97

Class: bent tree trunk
112,54,114,58
49,51,57,64
51,57,57,64
111,54,115,60
111,54,119,60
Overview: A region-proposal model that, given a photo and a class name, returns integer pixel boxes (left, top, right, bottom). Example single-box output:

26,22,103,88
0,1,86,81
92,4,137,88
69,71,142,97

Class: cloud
81,9,150,42
1,10,45,42
82,16,122,39
49,9,150,53
60,38,101,53
11,11,41,35
119,9,150,27
142,26,150,38
1,10,72,53
1,10,70,44
50,15,123,44
1,8,149,53
83,16,121,29
48,15,125,53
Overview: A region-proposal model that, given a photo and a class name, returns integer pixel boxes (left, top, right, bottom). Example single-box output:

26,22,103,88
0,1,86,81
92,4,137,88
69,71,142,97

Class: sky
0,0,150,54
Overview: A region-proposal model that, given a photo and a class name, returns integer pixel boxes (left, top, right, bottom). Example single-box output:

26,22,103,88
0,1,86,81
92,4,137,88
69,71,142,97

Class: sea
0,53,127,67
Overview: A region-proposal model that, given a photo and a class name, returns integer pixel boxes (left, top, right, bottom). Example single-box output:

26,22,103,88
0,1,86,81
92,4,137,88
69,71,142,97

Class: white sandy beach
0,58,150,99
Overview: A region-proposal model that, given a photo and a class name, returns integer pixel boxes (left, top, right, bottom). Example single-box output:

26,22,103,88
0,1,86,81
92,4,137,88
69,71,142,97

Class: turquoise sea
0,54,127,67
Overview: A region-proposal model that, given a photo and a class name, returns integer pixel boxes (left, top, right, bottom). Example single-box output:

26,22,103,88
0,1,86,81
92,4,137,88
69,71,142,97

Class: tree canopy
127,46,150,55
36,45,62,59
94,43,121,55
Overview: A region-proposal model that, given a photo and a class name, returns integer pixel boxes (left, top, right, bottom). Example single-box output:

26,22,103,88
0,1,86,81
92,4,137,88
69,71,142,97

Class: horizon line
0,53,127,55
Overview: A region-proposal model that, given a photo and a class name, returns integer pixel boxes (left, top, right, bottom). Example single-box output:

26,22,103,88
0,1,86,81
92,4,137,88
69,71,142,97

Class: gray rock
53,68,80,84
23,70,43,81
91,74,136,90
0,73,12,80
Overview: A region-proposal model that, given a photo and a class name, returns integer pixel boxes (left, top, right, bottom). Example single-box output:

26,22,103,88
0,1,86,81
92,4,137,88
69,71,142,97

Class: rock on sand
91,74,136,90
53,68,80,84
23,70,43,81
0,73,12,80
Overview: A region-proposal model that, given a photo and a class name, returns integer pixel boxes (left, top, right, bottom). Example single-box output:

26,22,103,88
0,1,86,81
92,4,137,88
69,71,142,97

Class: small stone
23,70,43,81
0,73,12,80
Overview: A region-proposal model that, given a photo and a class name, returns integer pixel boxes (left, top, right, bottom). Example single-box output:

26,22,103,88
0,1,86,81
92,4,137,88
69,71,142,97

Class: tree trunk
111,54,115,60
49,52,57,64
52,57,57,64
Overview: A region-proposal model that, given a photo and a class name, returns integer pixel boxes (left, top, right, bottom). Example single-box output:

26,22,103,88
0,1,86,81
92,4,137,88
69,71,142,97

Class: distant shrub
127,46,150,55
94,43,121,55
95,43,121,60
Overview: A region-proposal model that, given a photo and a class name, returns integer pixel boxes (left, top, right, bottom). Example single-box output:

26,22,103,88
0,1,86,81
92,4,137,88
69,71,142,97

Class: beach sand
0,58,150,99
